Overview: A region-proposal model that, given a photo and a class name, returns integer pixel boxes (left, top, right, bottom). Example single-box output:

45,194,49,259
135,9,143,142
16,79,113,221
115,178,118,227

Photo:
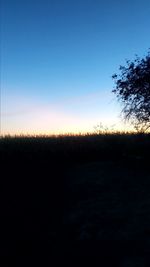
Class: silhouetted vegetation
1,133,150,164
1,133,150,265
112,50,150,132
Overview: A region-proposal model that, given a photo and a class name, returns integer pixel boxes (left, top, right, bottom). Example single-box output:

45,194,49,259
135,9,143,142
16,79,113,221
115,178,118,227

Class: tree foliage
112,50,150,132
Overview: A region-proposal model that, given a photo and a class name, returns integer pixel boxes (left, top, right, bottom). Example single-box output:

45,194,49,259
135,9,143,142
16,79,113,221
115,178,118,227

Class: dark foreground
1,134,150,266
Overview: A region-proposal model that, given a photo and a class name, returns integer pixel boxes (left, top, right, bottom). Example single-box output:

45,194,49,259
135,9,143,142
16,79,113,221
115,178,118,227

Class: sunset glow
1,0,150,135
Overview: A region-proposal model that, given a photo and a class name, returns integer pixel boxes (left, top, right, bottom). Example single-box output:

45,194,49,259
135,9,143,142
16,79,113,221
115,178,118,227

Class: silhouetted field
1,133,150,266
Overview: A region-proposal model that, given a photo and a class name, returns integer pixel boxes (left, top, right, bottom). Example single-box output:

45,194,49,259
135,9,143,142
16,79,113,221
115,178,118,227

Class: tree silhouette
112,50,150,132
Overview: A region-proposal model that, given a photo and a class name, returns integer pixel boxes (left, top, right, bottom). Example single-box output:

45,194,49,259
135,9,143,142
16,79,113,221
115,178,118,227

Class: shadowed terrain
1,134,150,265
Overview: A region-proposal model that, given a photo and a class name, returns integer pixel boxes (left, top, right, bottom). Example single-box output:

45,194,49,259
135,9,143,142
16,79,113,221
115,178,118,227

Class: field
1,133,150,266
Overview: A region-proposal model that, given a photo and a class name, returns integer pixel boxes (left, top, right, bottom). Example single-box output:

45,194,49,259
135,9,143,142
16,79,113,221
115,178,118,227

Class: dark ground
1,134,150,266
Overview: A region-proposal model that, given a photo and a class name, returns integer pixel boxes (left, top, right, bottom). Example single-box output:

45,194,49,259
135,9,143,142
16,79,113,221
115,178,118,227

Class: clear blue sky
1,0,150,135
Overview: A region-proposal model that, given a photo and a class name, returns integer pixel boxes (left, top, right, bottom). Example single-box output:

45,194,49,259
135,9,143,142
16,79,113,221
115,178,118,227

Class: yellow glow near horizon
1,91,135,136
1,114,133,136
1,105,134,136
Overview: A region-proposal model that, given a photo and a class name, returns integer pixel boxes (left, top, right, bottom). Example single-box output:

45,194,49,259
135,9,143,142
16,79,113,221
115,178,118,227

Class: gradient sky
1,0,150,135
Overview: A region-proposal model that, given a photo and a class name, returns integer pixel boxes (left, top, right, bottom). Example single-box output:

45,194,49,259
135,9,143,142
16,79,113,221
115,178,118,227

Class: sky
1,0,150,135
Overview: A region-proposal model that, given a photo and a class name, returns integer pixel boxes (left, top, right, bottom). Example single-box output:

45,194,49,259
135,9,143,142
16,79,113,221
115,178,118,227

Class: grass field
1,133,150,265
